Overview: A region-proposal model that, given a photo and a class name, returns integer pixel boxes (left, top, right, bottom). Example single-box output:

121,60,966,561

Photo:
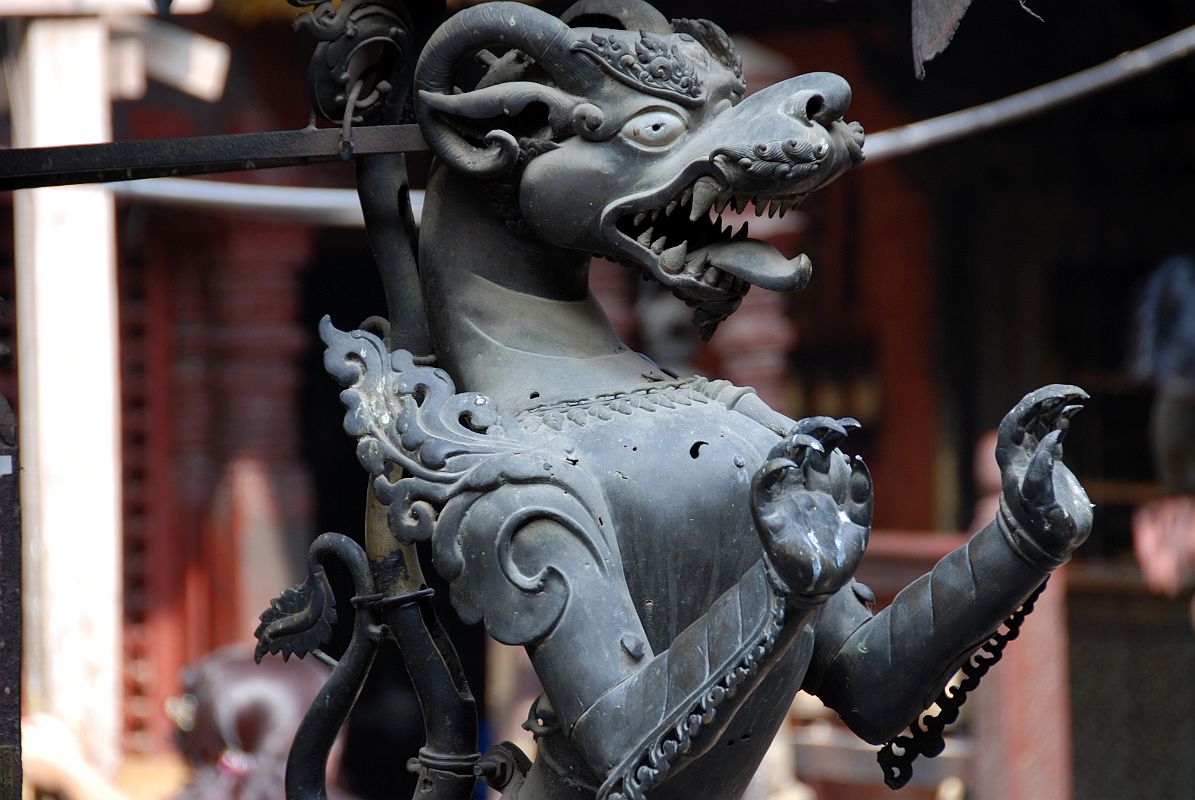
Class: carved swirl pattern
572,32,703,105
321,316,519,543
712,141,825,182
320,317,618,646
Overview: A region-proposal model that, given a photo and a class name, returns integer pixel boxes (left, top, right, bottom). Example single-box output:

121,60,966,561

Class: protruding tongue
702,240,812,291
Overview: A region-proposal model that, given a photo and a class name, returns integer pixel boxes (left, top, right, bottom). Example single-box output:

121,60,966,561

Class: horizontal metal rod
0,123,428,191
16,20,1190,191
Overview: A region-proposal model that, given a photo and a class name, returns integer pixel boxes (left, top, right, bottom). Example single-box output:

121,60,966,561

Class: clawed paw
752,417,871,599
996,385,1093,559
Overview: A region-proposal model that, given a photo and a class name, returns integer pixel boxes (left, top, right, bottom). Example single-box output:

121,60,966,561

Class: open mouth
612,175,813,295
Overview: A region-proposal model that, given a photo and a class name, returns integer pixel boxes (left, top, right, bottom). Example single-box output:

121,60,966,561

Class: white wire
865,22,1195,163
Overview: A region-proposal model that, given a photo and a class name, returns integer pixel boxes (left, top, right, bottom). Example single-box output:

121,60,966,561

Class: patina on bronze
247,2,1095,799
243,2,1092,799
0,0,1093,796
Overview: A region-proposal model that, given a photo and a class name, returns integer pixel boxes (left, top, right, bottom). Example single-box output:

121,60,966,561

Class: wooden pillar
969,571,1074,800
11,18,123,773
205,221,314,642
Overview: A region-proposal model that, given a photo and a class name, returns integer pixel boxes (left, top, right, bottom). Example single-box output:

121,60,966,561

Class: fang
691,177,720,221
660,241,688,273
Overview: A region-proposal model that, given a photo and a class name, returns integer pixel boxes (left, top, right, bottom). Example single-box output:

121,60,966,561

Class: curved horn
416,2,599,177
560,0,673,34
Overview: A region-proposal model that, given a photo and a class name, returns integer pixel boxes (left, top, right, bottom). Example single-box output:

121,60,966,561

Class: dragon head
415,0,864,336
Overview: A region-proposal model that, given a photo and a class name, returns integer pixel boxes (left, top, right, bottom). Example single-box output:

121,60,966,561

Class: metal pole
0,360,20,800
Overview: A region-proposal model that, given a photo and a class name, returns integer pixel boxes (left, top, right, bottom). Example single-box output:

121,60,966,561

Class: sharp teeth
732,195,748,214
651,236,667,253
680,187,693,206
637,226,654,246
734,222,749,240
754,199,766,217
715,194,731,214
690,177,720,221
650,208,660,221
702,266,722,286
768,200,779,218
634,212,647,226
665,200,678,216
660,241,688,273
777,205,786,219
683,250,708,276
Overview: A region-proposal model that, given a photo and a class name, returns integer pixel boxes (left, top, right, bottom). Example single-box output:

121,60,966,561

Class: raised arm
802,386,1092,757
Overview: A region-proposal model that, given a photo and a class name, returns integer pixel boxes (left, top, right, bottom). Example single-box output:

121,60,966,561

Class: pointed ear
418,82,586,155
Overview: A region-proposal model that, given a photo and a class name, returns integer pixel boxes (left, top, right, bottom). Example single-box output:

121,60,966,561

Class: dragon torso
515,377,778,649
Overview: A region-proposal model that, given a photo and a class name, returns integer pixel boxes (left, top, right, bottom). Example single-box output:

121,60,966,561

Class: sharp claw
1028,396,1066,436
789,433,824,455
1053,403,1084,441
847,456,873,526
756,457,800,497
1059,404,1084,419
1061,386,1091,404
999,385,1089,474
790,416,845,437
814,423,849,452
801,417,854,456
1056,403,1083,430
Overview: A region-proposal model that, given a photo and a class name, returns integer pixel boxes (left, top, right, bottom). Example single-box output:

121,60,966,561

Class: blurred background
4,1,1195,799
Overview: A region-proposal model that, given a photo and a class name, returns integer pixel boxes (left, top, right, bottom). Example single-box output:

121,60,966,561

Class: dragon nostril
788,90,827,125
803,93,824,122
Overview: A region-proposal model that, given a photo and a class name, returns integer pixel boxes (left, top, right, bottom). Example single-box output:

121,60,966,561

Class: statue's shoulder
319,318,622,645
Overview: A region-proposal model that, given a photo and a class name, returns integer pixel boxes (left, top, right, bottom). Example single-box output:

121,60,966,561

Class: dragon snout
713,134,833,183
708,72,860,187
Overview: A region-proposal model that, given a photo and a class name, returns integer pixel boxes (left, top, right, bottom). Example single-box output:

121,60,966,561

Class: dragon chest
516,378,779,652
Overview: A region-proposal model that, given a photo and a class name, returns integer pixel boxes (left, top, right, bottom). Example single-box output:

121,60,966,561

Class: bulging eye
620,110,686,148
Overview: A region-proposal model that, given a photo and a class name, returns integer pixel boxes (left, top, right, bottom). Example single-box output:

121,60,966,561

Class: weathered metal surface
0,123,427,191
252,3,1095,799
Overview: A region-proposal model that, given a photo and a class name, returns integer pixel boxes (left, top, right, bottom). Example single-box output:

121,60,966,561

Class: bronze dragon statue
255,2,1093,799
